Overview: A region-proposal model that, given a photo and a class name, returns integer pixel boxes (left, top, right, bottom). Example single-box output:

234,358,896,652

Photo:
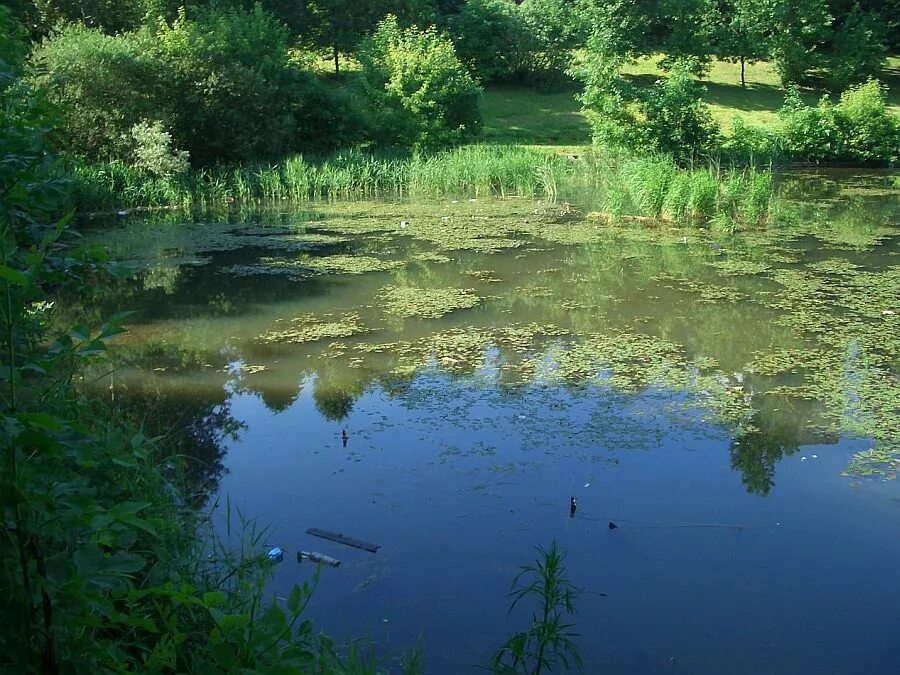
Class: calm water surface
87,173,900,673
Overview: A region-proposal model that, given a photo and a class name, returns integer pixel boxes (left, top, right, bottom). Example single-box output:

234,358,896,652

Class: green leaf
15,412,64,431
0,264,29,287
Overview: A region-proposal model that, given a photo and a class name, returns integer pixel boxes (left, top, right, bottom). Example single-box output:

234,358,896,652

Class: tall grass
70,146,774,227
570,153,774,227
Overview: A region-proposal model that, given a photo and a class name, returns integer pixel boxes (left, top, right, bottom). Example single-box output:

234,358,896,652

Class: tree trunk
333,46,340,75
741,56,746,88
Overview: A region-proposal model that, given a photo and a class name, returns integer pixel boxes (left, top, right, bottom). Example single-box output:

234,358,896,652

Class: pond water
85,172,899,673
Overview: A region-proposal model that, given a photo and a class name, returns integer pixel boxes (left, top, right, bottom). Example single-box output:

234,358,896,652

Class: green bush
641,58,719,161
31,24,163,161
576,48,718,162
0,6,28,72
824,4,886,93
31,5,361,166
832,80,899,165
153,5,304,165
444,0,529,83
778,80,899,165
444,0,582,88
720,117,783,165
130,119,190,176
359,16,482,151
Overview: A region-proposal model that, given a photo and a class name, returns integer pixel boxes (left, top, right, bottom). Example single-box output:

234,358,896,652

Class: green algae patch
707,259,771,276
377,286,481,319
224,253,402,279
303,254,404,275
412,252,453,264
258,313,370,344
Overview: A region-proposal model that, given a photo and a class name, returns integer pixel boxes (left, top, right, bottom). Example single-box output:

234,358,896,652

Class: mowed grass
481,85,590,148
482,55,900,147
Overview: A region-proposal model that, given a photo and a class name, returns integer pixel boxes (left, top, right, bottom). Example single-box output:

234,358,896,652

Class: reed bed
71,146,774,227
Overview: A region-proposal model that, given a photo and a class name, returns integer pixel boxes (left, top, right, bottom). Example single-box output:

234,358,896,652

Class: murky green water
85,172,899,673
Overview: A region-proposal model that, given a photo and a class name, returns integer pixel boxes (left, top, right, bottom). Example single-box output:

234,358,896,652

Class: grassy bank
72,146,774,227
482,55,900,150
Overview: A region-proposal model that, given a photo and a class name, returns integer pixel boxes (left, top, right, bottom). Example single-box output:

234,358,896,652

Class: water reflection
79,173,900,673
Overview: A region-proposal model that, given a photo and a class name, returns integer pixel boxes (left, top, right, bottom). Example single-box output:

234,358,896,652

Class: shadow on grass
481,85,590,146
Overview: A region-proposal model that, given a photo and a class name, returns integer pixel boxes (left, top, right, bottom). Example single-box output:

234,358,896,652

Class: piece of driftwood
306,528,380,553
298,551,341,567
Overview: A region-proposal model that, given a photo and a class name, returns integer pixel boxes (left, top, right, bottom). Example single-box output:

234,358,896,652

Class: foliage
517,0,587,87
575,45,718,161
577,0,716,66
719,116,784,164
490,541,582,675
445,0,529,83
0,6,28,71
30,5,360,166
152,5,303,166
304,0,437,73
641,57,719,160
358,16,481,151
130,119,190,177
28,0,178,35
444,0,583,87
824,3,886,92
765,0,832,85
30,23,163,161
778,80,899,164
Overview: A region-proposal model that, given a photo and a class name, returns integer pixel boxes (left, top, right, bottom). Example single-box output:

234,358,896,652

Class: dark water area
82,172,900,673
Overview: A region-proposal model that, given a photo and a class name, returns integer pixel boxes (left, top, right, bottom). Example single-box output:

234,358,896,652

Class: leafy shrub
0,6,28,72
720,117,784,165
359,16,482,151
31,5,359,166
445,0,583,88
444,0,529,83
778,80,899,165
30,24,163,160
576,48,718,162
824,4,886,92
153,5,303,166
831,80,899,165
517,0,587,88
130,119,189,176
641,58,719,161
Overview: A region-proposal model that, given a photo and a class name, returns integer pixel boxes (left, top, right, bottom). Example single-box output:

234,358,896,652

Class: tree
824,3,886,92
763,0,832,85
444,0,529,83
358,15,481,151
574,16,718,161
30,24,164,161
305,0,436,74
713,0,768,87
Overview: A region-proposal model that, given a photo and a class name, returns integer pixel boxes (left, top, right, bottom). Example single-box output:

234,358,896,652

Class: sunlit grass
481,55,900,144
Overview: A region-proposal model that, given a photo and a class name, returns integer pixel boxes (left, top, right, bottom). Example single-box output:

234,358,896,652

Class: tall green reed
69,146,774,228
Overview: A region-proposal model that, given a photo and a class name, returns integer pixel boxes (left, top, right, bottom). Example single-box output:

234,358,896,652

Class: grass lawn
482,55,900,147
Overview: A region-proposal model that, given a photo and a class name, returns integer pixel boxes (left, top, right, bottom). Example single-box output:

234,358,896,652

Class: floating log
298,551,340,567
306,528,380,553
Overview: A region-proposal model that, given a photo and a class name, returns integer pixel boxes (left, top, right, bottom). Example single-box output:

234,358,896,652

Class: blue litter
266,547,284,564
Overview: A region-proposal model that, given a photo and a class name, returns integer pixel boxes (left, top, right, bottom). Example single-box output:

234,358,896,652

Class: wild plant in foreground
490,541,582,675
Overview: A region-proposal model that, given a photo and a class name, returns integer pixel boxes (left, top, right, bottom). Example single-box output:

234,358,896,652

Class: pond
84,172,899,674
